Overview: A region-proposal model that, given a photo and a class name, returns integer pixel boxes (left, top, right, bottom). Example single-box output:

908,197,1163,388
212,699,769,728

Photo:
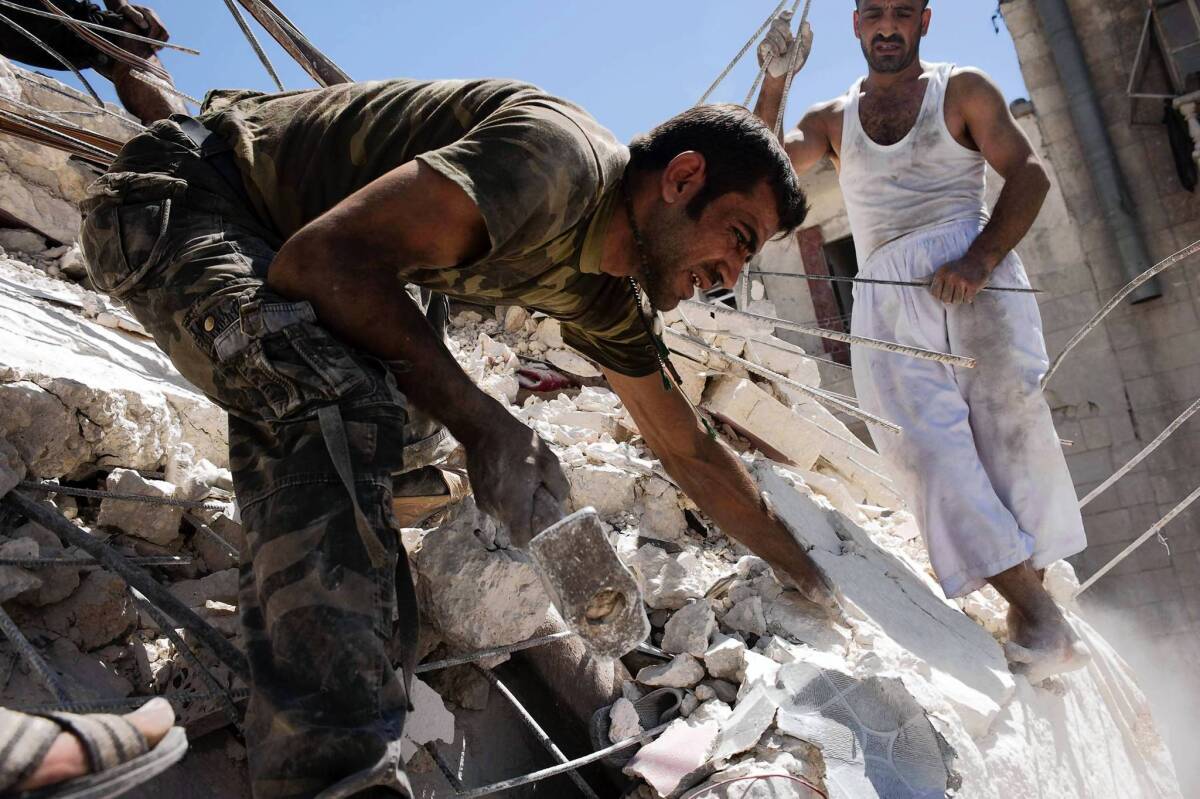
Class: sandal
0,705,188,799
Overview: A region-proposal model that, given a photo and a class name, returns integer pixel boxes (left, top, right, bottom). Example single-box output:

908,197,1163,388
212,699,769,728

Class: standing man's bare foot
988,562,1090,684
15,697,176,791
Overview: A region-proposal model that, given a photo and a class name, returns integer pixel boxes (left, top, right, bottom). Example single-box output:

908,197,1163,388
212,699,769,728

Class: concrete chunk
661,599,716,657
623,719,719,798
97,469,183,546
702,376,821,470
703,635,747,683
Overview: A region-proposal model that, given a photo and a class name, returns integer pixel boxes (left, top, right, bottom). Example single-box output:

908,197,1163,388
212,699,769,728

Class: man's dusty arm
930,70,1050,304
604,368,835,606
268,160,569,543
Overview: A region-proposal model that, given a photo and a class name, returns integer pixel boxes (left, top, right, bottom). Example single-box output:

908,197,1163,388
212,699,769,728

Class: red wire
680,772,829,799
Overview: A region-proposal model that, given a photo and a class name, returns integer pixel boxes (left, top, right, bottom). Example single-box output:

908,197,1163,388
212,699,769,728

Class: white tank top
838,62,989,262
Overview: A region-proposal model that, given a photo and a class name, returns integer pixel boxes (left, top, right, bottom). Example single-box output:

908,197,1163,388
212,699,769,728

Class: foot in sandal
1,697,187,798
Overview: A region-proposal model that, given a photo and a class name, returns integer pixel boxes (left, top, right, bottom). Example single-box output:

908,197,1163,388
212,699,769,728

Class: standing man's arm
929,69,1051,304
603,368,837,608
785,102,837,175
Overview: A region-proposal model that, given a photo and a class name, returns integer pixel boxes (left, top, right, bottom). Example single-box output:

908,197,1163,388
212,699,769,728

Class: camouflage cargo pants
80,117,423,798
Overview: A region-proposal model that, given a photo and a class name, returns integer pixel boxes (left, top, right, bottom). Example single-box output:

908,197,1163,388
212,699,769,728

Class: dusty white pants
850,219,1087,598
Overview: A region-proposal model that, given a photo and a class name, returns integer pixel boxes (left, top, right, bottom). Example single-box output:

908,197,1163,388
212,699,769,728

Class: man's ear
853,10,861,40
660,151,706,206
920,7,931,36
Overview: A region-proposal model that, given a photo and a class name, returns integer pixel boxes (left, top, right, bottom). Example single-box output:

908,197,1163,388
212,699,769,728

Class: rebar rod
19,480,229,511
1043,237,1200,387
476,667,600,799
232,0,349,86
3,492,250,681
38,0,170,82
1079,397,1200,509
455,721,671,798
221,0,283,91
0,555,191,568
414,631,574,674
183,512,239,558
664,327,903,433
1075,483,1200,597
131,589,241,729
680,299,976,369
13,71,143,129
0,0,199,53
13,687,251,714
0,603,73,703
0,10,101,104
749,270,1042,293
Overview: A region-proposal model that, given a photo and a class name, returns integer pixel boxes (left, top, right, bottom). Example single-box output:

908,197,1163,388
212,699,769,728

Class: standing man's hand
757,10,813,78
464,413,571,550
929,255,992,305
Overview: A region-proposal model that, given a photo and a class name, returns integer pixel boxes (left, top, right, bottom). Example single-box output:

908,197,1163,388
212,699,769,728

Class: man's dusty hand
929,256,991,305
757,11,813,79
464,414,570,550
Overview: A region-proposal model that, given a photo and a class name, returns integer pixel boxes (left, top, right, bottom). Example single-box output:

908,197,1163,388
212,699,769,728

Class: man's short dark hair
628,104,807,236
854,0,929,6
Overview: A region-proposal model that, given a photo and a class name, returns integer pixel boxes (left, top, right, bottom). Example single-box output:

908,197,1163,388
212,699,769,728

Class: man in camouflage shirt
81,73,822,798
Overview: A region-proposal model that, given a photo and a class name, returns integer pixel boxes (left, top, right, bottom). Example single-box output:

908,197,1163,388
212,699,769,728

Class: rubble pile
0,231,1183,798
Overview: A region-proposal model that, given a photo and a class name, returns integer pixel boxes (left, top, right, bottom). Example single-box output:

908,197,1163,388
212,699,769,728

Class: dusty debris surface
0,235,1185,798
0,77,1182,794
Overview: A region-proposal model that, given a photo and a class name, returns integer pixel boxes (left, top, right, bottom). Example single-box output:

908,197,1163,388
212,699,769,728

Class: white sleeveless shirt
838,63,989,262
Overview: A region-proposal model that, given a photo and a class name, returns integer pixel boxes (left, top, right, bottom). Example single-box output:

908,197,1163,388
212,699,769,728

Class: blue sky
66,1,1025,142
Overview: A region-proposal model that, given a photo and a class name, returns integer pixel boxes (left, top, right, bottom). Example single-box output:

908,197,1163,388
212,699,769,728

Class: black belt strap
172,115,251,207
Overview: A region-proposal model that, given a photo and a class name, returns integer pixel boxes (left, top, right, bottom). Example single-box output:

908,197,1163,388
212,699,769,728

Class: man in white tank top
757,0,1089,683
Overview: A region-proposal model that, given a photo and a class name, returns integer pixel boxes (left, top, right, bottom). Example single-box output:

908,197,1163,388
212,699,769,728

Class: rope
664,327,903,433
1043,237,1200,387
18,480,230,511
696,0,787,106
680,299,977,369
221,0,284,92
774,0,814,140
1075,483,1200,597
1079,397,1200,509
0,0,199,54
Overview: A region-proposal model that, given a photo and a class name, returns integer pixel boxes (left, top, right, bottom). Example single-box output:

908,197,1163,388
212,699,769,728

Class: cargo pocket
191,294,369,420
80,172,188,298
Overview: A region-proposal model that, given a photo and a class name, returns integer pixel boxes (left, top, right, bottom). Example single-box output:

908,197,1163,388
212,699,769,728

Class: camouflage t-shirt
200,78,660,377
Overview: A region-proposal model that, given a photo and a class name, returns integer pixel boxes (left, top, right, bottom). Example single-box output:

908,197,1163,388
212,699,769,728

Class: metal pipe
1031,0,1161,302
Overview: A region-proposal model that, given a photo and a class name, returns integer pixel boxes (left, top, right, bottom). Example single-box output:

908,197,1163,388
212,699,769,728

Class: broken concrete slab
710,684,779,763
661,599,716,657
703,376,821,470
566,463,637,519
623,718,719,798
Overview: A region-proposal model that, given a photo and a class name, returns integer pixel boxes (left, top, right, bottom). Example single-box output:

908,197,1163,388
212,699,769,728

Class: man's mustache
872,35,906,47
